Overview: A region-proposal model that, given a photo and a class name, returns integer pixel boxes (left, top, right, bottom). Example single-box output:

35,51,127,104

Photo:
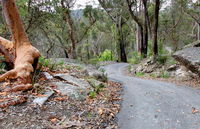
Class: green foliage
159,71,170,78
157,55,168,64
88,79,105,99
150,73,159,78
0,62,6,70
89,91,97,99
99,49,113,61
135,72,145,77
39,57,64,70
167,57,177,65
87,58,99,65
39,57,50,67
128,52,142,64
31,68,42,86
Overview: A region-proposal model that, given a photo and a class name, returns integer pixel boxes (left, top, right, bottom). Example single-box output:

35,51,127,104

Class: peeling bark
0,0,40,84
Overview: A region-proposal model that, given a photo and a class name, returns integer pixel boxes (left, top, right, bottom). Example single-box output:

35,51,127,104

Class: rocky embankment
0,58,121,129
173,41,200,76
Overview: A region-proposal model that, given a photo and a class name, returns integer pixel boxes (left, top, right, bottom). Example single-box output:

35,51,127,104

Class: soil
0,81,122,129
0,63,122,129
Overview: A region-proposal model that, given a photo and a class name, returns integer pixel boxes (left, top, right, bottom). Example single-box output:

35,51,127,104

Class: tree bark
126,0,144,56
152,0,160,57
142,0,149,57
0,37,14,69
198,24,200,40
0,0,40,84
116,17,127,62
61,0,77,59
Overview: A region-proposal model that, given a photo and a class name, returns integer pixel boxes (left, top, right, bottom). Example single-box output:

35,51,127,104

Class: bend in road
103,63,200,129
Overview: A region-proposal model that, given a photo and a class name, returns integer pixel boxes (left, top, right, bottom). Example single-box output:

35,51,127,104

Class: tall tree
98,0,127,62
152,0,160,57
126,0,150,57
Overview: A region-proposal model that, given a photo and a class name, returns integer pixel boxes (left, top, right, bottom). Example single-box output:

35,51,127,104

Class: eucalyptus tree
98,0,128,62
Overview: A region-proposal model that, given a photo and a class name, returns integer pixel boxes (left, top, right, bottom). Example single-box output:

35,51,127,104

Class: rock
83,65,107,82
53,82,88,100
167,64,179,72
184,40,200,48
87,78,104,88
33,90,54,106
54,74,91,89
135,66,143,73
173,47,200,76
43,72,53,80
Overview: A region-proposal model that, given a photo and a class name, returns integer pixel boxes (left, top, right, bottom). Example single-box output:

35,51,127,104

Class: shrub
135,72,145,77
159,71,170,78
157,55,168,64
99,49,113,61
128,51,142,64
39,57,64,70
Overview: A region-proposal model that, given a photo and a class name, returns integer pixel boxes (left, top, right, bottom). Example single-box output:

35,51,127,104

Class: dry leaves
192,107,199,114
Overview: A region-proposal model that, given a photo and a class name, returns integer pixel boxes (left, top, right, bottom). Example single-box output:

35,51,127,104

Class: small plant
39,57,65,70
150,73,158,78
0,62,6,69
39,56,49,67
128,65,132,72
99,68,106,73
157,55,168,64
135,72,145,77
159,71,170,78
89,91,97,99
88,58,99,65
31,68,42,86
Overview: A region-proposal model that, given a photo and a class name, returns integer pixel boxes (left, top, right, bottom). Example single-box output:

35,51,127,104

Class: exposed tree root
11,84,33,92
0,96,27,108
0,0,40,84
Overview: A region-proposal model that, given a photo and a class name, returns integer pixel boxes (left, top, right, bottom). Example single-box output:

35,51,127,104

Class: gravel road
103,63,200,129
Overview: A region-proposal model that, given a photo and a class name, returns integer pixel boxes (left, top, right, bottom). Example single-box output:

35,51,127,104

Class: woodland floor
0,61,122,129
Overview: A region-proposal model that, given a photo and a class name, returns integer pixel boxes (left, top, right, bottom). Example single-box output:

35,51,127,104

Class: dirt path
103,63,200,129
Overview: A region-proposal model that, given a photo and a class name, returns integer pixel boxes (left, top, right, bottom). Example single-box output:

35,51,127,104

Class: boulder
33,90,54,106
43,72,53,80
82,65,107,82
54,74,91,89
53,82,88,100
173,47,200,76
184,40,200,48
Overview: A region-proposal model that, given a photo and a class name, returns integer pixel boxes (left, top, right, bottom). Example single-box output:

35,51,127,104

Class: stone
173,47,200,76
87,78,104,88
167,64,179,72
53,82,88,100
33,90,54,106
54,74,91,89
43,72,53,80
83,65,107,82
184,40,200,48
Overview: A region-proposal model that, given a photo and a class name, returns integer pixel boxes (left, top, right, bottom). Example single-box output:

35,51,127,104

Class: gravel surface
103,63,200,129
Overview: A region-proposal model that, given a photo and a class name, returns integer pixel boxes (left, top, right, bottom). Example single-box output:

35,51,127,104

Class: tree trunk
142,0,149,58
198,23,200,40
0,37,14,69
0,0,40,84
61,0,77,59
152,0,160,57
116,17,127,62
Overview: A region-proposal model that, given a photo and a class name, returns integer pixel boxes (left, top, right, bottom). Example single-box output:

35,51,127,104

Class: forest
0,0,198,63
0,0,200,129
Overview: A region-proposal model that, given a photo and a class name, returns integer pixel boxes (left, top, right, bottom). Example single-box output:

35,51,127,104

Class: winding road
103,63,200,129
